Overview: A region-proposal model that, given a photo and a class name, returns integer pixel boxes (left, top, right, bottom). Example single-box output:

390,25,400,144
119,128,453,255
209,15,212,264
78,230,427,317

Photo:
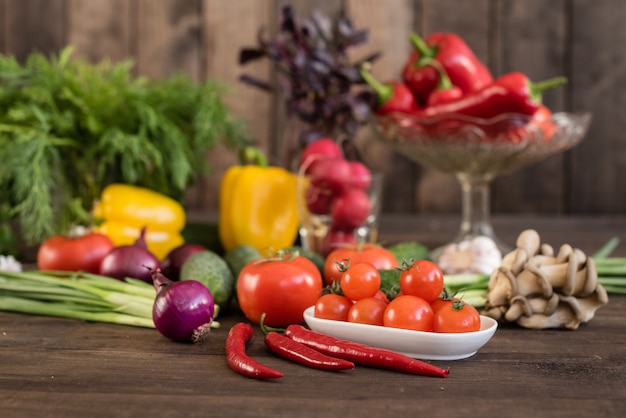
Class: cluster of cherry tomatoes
315,248,481,334
299,139,374,256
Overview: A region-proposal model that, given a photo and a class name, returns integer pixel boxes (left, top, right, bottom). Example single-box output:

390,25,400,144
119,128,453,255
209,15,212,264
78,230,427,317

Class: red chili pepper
402,32,493,104
226,323,283,379
360,64,418,115
415,72,567,120
284,324,450,378
265,331,355,371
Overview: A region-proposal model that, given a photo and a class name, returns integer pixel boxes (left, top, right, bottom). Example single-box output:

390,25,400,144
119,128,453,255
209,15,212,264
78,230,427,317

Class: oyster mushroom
504,293,560,322
528,255,599,297
482,229,609,330
513,289,609,330
515,229,541,258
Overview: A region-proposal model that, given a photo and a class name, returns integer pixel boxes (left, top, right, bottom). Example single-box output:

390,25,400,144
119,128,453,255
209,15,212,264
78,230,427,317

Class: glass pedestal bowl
371,111,592,261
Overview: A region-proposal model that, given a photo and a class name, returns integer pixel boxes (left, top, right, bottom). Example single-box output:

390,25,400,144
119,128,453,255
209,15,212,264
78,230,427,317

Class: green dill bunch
0,46,250,246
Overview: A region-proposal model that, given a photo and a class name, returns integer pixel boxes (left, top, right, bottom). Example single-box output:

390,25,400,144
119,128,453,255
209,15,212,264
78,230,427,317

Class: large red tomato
237,253,323,327
323,244,399,286
37,232,115,273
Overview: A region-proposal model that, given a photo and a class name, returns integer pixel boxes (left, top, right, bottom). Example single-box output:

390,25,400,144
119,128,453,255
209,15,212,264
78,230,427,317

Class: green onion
443,274,490,308
0,270,156,328
0,295,155,327
593,237,626,293
448,288,488,308
592,237,620,259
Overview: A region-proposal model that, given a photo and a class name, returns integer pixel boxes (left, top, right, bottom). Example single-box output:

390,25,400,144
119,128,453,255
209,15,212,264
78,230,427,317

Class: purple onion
98,226,159,283
160,243,206,281
151,268,215,343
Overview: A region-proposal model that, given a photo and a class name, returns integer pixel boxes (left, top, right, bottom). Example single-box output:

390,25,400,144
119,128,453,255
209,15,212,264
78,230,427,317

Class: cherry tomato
323,244,399,286
348,297,388,326
373,290,390,304
237,253,323,327
433,299,481,333
37,232,115,273
314,293,353,321
430,297,454,313
399,259,444,303
340,262,381,301
383,295,434,332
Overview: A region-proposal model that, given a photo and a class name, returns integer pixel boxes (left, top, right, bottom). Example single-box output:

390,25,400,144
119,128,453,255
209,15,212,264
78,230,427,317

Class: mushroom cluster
483,229,609,329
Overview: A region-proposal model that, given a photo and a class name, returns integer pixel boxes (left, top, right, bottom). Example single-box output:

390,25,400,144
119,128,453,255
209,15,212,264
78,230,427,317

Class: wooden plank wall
1,0,624,218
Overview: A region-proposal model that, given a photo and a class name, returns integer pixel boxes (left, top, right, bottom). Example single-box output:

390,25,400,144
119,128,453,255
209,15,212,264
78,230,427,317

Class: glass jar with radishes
297,138,383,257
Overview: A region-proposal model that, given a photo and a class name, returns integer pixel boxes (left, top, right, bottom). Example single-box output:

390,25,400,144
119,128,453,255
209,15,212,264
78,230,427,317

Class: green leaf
0,47,251,246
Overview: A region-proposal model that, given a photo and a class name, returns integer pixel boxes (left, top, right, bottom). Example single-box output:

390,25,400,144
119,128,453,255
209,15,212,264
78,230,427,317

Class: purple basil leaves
238,4,380,144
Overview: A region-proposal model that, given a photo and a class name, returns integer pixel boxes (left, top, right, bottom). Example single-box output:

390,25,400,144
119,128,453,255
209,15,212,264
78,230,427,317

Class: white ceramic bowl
303,306,498,361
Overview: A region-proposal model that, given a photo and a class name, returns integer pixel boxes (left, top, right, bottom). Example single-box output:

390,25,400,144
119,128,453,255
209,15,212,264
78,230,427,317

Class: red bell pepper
505,105,557,143
360,64,418,115
415,72,567,120
402,32,493,105
422,58,463,107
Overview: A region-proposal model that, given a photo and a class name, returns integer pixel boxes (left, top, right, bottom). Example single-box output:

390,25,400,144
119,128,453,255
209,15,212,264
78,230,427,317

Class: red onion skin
152,272,215,343
161,243,206,281
99,226,160,283
99,245,160,283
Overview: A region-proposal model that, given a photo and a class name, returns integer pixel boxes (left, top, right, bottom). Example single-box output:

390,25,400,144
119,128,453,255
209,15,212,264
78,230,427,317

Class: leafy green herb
0,47,250,247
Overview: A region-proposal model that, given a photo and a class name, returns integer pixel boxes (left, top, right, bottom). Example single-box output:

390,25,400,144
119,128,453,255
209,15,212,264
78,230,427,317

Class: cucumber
179,250,235,309
224,245,263,278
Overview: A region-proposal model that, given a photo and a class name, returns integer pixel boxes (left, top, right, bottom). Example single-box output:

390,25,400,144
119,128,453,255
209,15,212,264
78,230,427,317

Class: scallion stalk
592,237,620,259
0,270,156,328
0,295,155,328
48,270,157,299
448,289,488,308
593,237,626,293
443,274,490,308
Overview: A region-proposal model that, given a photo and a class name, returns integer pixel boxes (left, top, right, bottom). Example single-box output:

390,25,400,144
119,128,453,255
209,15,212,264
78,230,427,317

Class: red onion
150,268,215,343
160,243,206,281
99,227,160,283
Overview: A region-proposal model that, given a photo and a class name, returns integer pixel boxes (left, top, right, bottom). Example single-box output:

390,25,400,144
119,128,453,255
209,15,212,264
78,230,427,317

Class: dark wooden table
1,215,625,418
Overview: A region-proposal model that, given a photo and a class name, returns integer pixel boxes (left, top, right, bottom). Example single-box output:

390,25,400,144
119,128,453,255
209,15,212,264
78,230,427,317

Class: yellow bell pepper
92,184,185,260
219,147,299,256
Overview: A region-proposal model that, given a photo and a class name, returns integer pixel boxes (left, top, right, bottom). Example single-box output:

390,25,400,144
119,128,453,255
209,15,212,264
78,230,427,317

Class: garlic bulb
438,236,502,275
0,255,22,272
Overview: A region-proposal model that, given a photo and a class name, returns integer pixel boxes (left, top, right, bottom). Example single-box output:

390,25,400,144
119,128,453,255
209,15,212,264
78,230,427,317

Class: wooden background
1,0,624,219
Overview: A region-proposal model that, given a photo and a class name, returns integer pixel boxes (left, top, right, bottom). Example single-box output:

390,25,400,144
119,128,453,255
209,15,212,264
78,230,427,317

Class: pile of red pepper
225,321,449,380
363,32,567,141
